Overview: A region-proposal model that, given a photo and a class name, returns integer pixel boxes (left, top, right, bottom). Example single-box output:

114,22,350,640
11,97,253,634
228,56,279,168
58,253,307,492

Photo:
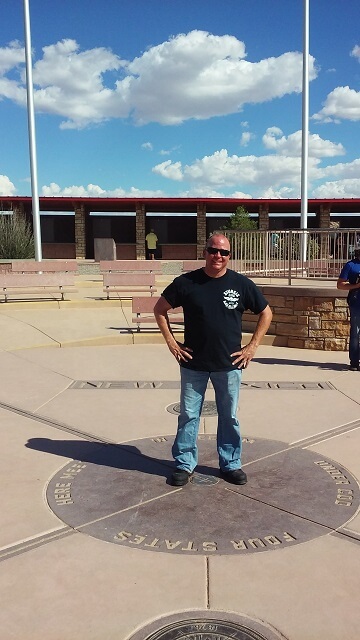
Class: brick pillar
318,204,331,229
74,203,86,259
197,203,207,258
258,203,269,230
318,204,332,257
136,202,146,260
11,202,25,222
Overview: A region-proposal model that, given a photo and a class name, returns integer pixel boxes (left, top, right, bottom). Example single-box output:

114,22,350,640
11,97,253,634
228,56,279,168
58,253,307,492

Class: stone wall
243,285,350,351
196,203,207,258
74,204,86,259
136,203,146,260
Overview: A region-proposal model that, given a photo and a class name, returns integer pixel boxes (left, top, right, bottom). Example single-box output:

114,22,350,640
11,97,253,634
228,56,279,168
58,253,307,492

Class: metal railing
222,229,360,284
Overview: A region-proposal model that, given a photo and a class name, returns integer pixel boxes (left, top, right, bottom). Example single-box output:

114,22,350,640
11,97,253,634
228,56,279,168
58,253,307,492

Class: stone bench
181,260,205,272
103,273,157,300
132,296,183,332
0,273,77,302
11,260,78,273
100,260,162,274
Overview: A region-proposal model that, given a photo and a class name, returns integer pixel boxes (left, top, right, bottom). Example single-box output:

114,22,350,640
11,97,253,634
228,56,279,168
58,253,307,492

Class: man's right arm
337,273,360,292
153,296,192,362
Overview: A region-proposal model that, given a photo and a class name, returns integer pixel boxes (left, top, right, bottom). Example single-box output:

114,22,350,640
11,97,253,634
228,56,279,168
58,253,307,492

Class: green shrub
221,205,258,231
0,215,35,259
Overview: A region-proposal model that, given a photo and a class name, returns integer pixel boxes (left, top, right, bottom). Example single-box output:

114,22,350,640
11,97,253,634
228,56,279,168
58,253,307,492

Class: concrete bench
0,273,77,302
103,272,157,300
132,296,183,332
100,260,161,274
307,260,343,278
182,260,205,272
11,260,78,273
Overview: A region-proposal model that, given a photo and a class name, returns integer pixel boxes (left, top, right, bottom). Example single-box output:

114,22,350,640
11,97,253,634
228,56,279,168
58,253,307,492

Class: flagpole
23,0,42,261
300,0,309,264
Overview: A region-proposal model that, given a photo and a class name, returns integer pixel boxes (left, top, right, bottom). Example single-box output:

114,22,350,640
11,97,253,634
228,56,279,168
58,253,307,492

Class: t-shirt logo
223,289,240,309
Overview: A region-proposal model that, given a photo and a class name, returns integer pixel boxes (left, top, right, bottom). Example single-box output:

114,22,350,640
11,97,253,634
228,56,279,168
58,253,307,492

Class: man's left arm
231,305,273,369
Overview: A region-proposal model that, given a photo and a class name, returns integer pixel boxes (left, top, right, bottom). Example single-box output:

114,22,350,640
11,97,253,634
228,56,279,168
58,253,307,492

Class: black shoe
170,469,193,486
220,468,247,485
349,364,359,371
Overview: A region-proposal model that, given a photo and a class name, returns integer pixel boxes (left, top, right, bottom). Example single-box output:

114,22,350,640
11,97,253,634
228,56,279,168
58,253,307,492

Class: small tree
220,205,258,260
222,205,258,230
0,214,35,259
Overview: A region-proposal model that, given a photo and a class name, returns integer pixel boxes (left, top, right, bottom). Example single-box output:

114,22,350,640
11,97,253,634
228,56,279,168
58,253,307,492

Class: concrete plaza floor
0,275,359,640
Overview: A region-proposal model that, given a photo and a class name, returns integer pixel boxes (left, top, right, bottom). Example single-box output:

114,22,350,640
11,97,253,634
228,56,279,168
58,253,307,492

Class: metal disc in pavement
47,434,359,555
127,611,287,640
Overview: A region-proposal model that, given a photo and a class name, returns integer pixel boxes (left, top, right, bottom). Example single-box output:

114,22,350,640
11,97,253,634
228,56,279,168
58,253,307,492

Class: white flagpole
300,0,309,264
23,0,42,261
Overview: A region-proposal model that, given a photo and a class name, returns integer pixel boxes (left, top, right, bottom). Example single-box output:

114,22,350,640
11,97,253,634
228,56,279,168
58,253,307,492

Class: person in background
154,232,272,486
145,229,158,260
270,232,279,256
337,248,360,371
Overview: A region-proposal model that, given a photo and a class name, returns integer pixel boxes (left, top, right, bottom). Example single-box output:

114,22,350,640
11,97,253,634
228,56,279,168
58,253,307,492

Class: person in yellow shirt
145,229,158,260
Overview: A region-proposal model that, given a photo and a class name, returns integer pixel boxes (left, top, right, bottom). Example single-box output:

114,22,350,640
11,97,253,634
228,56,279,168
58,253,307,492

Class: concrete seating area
182,260,205,272
103,272,157,300
100,260,162,273
100,260,161,300
132,296,183,332
11,260,78,273
0,272,77,302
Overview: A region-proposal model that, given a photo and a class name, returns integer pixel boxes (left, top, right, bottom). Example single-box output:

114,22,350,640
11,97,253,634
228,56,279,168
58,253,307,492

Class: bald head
206,233,230,251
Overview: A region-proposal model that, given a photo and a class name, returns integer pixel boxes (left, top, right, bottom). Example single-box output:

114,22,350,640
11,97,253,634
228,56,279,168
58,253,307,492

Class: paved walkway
0,275,359,640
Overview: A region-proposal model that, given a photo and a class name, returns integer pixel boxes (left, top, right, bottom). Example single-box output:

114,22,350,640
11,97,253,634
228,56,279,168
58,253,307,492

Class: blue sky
1,0,360,200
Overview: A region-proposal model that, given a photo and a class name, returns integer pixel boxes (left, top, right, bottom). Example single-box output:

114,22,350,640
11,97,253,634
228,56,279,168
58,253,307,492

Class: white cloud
41,182,165,197
350,45,360,60
159,145,181,156
0,32,317,129
141,142,153,150
125,31,316,125
317,158,360,180
261,186,299,199
0,41,24,75
312,86,360,122
179,187,227,198
312,179,360,198
122,186,166,197
230,190,253,198
39,150,360,199
0,40,127,129
152,160,183,181
0,174,16,196
41,182,107,197
0,42,26,105
188,149,310,190
240,131,253,147
150,126,352,197
262,127,345,157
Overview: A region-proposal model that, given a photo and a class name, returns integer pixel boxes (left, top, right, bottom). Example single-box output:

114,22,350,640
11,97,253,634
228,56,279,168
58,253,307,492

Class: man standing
145,228,158,260
337,248,360,370
154,233,272,486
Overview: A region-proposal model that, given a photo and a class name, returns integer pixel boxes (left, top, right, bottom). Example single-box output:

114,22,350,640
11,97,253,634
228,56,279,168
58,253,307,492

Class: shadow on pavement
254,357,348,370
25,437,218,482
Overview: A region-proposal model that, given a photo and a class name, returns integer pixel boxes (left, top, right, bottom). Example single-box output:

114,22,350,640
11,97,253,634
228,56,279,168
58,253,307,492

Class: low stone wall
243,285,350,351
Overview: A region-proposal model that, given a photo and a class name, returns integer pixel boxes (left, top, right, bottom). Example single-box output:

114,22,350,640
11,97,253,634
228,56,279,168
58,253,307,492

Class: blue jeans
349,308,360,365
173,367,242,473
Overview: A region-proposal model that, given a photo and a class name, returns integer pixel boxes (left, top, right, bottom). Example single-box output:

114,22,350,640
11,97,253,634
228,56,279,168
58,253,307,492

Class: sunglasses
206,247,230,257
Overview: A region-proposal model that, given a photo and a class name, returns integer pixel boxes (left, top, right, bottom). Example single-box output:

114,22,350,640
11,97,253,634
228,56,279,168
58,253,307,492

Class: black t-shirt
162,268,268,372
